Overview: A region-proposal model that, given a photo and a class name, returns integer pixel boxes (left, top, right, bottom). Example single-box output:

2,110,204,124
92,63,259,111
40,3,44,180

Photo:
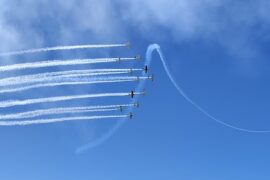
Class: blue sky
1,0,270,179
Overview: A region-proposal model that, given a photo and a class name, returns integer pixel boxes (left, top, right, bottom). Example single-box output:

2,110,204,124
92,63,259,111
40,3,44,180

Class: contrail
0,43,128,56
0,115,129,126
0,104,134,120
0,57,137,72
0,92,137,108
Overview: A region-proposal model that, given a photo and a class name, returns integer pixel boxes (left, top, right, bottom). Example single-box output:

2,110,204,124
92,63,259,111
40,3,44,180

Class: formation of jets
116,52,154,119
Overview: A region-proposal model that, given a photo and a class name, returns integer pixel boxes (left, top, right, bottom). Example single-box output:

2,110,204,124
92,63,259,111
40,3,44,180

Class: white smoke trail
143,44,270,133
0,93,130,108
0,77,148,94
0,115,129,126
77,43,269,154
76,68,147,153
0,108,119,120
0,79,133,94
0,43,128,56
0,69,130,83
0,80,133,94
0,57,136,72
0,104,134,120
0,71,132,86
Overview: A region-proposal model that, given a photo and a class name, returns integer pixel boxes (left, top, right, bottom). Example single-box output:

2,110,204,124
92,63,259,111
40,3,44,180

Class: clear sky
1,0,270,179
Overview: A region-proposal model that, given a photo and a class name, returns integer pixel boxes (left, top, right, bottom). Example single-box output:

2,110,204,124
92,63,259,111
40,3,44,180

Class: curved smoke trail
76,43,270,154
146,44,270,133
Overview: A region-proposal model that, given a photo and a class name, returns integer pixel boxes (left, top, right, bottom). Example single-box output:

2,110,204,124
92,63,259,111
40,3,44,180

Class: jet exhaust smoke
0,107,120,120
0,71,132,86
0,43,128,56
144,44,270,133
77,43,270,155
0,92,132,108
0,58,136,72
0,115,129,126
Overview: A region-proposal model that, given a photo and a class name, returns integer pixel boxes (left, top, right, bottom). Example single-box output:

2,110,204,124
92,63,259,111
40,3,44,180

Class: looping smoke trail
0,43,128,56
0,115,129,126
76,43,270,154
0,57,136,72
145,44,270,133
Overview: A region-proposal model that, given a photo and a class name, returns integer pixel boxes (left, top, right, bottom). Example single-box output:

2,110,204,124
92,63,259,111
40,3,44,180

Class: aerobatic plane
144,66,148,73
148,74,154,81
130,90,135,98
129,112,133,119
119,106,123,112
134,55,141,60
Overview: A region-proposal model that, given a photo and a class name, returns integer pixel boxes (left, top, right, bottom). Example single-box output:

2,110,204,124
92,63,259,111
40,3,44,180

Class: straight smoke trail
0,71,132,86
0,115,129,126
0,43,128,56
0,108,119,120
0,57,137,72
0,104,134,120
0,92,133,108
0,77,149,94
76,69,147,153
0,68,143,85
0,79,135,94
